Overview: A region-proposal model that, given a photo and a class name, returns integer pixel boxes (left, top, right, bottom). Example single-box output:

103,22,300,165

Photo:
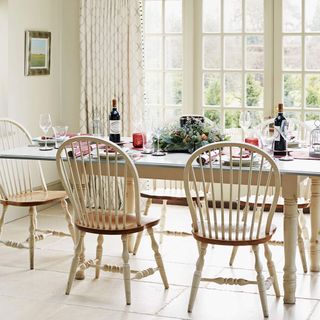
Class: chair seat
0,190,67,207
141,188,204,201
76,211,160,235
240,195,309,210
193,223,277,246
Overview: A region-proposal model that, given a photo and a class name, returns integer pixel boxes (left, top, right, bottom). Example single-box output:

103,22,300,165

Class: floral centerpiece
155,116,228,153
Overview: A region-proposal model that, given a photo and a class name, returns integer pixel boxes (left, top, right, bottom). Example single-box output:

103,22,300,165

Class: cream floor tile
309,301,320,320
0,295,64,320
158,287,317,320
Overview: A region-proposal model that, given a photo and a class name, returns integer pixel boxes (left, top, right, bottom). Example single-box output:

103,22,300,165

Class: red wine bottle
109,99,121,143
274,103,286,151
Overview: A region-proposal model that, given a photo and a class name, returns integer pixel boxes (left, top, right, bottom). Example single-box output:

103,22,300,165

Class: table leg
310,177,320,272
282,175,298,304
126,177,135,253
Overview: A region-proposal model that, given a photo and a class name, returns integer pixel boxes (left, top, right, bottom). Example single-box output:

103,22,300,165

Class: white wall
0,0,8,117
0,0,80,220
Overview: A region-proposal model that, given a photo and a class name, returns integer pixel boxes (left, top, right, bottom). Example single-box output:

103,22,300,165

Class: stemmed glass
275,120,294,161
52,125,68,149
39,113,53,151
239,111,251,139
152,126,165,156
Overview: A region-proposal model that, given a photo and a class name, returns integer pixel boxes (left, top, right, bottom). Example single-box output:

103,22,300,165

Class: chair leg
0,205,8,239
133,231,143,255
29,206,37,270
61,199,75,243
144,198,152,216
298,209,309,240
159,200,167,244
121,234,131,305
229,246,238,266
95,234,104,279
264,243,280,297
75,232,86,280
252,245,269,318
147,227,169,289
297,222,308,273
188,242,207,313
66,231,85,295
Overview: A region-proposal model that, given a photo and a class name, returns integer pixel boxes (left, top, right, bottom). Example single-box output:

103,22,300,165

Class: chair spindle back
184,142,281,242
56,136,141,230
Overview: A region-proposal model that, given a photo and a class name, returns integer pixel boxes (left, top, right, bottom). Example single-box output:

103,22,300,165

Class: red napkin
197,150,219,165
67,142,96,158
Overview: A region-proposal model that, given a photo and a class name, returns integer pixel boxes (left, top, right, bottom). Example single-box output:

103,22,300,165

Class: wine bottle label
274,125,281,141
110,120,121,134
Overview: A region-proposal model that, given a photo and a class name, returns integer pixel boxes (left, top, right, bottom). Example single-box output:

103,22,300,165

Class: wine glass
39,113,53,151
275,120,295,161
52,125,68,149
239,111,251,139
152,126,165,156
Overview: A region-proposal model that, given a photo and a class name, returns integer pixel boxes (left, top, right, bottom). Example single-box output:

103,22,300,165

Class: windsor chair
0,118,74,270
184,142,281,318
56,136,168,305
229,118,310,272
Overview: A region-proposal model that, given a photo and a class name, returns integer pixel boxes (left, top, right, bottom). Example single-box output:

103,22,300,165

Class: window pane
306,112,320,127
204,109,221,126
165,36,182,69
283,73,302,108
306,74,320,108
306,36,320,70
165,72,182,105
250,110,264,127
246,73,264,107
225,110,240,128
165,0,182,33
203,0,220,33
145,72,162,105
246,36,264,70
203,36,221,69
283,36,302,71
245,0,264,33
283,0,301,33
305,0,320,32
225,73,242,107
165,108,182,122
145,1,162,33
224,0,242,33
145,36,162,69
203,73,221,106
225,36,242,69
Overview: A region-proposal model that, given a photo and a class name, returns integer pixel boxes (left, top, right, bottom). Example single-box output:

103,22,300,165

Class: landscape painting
25,31,51,76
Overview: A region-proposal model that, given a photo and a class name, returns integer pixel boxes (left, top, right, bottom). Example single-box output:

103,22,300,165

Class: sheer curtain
80,0,145,136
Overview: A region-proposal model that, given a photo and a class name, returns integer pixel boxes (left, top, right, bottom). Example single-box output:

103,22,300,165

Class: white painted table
1,146,320,304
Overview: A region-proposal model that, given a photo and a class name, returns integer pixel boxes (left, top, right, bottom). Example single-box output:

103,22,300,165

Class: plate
222,154,259,166
32,136,57,145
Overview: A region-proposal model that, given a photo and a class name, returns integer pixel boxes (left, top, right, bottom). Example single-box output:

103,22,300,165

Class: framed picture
25,31,51,76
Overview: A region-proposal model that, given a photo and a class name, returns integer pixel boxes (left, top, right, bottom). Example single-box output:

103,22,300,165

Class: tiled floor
0,203,319,320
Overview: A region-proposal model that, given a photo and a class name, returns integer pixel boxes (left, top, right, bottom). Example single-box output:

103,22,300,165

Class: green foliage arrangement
155,118,228,153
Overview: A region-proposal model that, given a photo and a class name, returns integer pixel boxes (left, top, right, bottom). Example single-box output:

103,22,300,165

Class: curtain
80,0,145,136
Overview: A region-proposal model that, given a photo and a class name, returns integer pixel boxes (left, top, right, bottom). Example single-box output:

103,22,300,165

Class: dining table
0,144,320,305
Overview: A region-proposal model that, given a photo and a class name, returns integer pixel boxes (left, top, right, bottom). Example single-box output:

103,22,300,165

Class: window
143,0,320,130
144,0,183,125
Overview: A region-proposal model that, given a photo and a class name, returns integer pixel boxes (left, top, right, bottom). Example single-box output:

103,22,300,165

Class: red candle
245,137,259,147
132,132,144,148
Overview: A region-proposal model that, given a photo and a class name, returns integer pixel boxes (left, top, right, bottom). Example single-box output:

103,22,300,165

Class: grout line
307,301,319,320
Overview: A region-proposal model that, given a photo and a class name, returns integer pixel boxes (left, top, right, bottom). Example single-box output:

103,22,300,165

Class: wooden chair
56,136,168,305
229,118,310,273
184,142,281,318
0,118,74,270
